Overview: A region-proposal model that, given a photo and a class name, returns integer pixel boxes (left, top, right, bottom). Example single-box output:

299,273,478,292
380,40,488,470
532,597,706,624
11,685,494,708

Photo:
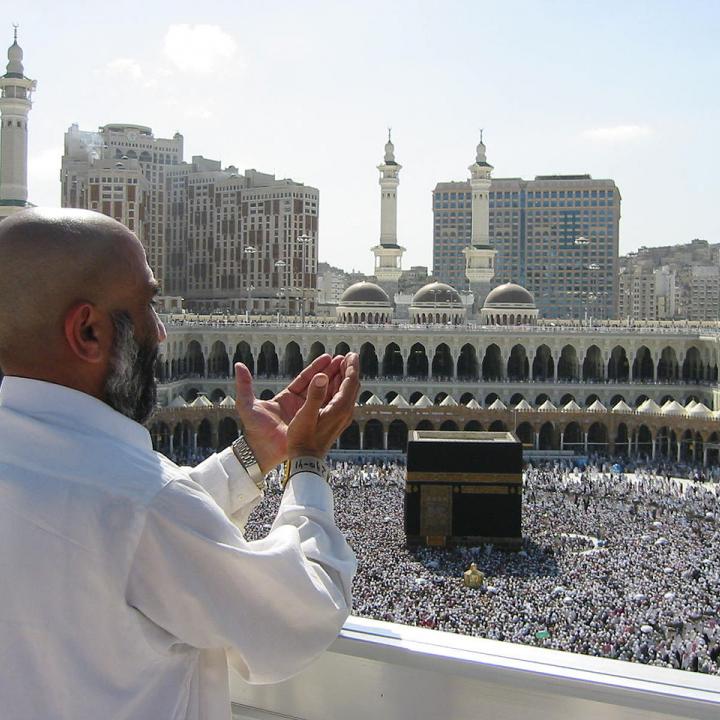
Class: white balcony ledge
231,616,720,720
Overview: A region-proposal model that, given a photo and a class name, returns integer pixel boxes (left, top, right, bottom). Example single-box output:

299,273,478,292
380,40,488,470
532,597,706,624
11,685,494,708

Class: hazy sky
12,0,720,275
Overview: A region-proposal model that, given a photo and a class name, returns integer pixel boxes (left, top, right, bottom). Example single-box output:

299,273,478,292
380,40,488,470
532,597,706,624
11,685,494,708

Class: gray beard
104,311,158,424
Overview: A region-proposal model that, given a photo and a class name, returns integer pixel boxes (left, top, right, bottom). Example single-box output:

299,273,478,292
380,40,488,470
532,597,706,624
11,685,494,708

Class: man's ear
63,302,108,364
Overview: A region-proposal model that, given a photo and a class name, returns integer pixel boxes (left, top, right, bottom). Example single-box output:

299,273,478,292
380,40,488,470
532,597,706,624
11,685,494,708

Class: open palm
234,354,344,472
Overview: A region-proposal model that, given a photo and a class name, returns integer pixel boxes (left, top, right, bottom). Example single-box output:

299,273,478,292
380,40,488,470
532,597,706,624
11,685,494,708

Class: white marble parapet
231,616,720,720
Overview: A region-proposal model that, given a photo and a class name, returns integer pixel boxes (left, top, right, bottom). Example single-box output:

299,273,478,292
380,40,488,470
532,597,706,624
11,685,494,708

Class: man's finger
234,362,256,414
294,373,328,424
286,354,332,394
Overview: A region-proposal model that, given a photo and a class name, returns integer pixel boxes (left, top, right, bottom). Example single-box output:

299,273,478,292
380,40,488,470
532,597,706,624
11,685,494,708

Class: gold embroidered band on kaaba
406,471,521,485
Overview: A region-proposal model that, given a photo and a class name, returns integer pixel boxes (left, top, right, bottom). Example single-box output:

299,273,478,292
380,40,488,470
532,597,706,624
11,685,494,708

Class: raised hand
234,353,356,472
287,352,360,460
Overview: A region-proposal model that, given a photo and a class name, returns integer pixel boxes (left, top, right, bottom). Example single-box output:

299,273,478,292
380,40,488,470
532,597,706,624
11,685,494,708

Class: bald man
0,208,359,720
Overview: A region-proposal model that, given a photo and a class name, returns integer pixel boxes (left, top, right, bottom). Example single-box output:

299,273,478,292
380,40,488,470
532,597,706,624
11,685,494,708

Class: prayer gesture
234,353,360,471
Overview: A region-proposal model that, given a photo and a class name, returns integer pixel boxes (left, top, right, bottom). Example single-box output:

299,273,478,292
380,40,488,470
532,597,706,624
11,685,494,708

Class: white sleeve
186,448,263,530
125,471,356,684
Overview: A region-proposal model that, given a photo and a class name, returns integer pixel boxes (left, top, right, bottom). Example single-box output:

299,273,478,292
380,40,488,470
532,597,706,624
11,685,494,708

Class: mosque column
583,431,588,454
653,352,659,383
192,430,198,452
383,430,389,450
676,439,681,463
553,355,559,383
359,425,364,451
560,431,565,451
703,445,708,466
651,434,657,460
169,432,174,455
211,422,219,451
533,431,539,450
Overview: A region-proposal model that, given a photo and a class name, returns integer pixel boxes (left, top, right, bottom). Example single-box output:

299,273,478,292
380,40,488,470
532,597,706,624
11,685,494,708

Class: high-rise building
61,123,319,315
433,171,621,319
619,239,720,321
0,29,36,221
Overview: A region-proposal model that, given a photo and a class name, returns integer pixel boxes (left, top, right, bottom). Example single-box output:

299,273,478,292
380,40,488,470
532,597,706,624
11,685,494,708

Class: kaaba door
419,485,452,537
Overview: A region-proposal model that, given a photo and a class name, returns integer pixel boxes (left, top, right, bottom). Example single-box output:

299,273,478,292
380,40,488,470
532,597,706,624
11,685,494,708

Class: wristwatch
283,456,330,488
231,435,265,490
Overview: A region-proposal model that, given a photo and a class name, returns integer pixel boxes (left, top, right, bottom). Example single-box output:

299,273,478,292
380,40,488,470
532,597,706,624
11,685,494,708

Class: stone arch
610,394,626,406
431,343,453,379
363,419,383,449
284,341,304,376
409,391,425,404
257,341,279,377
634,394,649,406
563,421,582,451
608,345,629,382
682,346,703,382
381,342,404,377
532,345,554,381
150,421,171,452
637,425,653,457
464,420,483,431
510,393,526,405
197,418,212,449
210,388,226,403
385,390,399,403
614,423,629,456
434,391,448,404
415,419,434,431
632,346,653,381
388,419,408,451
339,421,360,449
335,341,351,355
482,344,502,381
460,392,476,405
184,387,200,402
507,344,529,381
218,417,238,450
186,340,205,375
208,340,229,377
657,346,679,382
407,343,429,379
457,344,479,380
485,392,499,405
535,393,550,405
439,419,459,432
587,422,608,452
308,341,326,364
538,422,556,450
232,341,254,375
515,421,533,446
560,393,576,405
358,390,374,405
557,345,579,381
359,342,379,379
582,345,603,382
488,419,507,432
585,393,600,406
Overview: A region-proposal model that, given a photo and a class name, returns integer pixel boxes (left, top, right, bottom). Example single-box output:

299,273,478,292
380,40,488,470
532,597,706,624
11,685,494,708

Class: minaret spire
463,132,496,314
372,129,405,297
0,27,37,219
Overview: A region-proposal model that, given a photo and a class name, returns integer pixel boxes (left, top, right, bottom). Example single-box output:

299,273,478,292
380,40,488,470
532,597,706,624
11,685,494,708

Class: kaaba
405,431,522,548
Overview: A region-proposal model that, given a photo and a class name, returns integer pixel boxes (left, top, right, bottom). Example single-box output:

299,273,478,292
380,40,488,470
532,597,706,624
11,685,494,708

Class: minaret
463,131,496,314
0,27,36,220
371,130,405,297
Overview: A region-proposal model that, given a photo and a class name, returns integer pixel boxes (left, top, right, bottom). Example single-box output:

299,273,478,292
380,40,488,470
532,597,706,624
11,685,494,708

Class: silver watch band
231,436,265,490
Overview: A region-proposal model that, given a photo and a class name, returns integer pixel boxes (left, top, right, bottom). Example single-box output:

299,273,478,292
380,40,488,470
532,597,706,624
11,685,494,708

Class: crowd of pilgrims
240,455,720,675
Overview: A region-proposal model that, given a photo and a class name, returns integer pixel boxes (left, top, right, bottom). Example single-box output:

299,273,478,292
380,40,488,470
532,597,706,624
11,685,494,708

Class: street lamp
298,233,311,325
274,260,287,321
244,246,257,320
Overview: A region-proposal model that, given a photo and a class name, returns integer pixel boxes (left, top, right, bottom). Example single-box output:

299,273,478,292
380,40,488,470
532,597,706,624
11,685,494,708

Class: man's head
0,208,166,423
